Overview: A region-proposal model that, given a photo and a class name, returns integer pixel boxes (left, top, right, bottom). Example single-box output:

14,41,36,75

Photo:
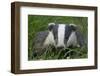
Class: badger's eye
69,24,77,31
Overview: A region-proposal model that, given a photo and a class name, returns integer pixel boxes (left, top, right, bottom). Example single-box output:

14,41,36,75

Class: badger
47,23,84,49
32,22,84,57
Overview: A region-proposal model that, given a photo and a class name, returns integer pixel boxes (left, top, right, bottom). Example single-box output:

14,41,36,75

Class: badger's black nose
57,46,64,50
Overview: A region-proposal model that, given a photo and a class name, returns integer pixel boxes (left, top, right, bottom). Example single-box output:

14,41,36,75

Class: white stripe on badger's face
57,24,66,47
67,31,78,47
44,31,55,46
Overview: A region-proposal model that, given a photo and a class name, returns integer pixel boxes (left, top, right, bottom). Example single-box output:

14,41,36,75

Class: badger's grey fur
32,22,84,56
32,31,50,56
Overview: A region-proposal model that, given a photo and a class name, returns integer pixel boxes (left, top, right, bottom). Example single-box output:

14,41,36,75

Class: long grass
28,15,88,60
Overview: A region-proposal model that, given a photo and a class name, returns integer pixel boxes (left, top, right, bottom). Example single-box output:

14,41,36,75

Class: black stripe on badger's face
64,25,74,46
52,24,59,45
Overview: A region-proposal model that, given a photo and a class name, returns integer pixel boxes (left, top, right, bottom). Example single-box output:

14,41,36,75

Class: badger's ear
48,23,55,31
69,24,77,31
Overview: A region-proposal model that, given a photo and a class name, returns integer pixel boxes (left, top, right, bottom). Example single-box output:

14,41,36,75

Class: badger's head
48,23,82,50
